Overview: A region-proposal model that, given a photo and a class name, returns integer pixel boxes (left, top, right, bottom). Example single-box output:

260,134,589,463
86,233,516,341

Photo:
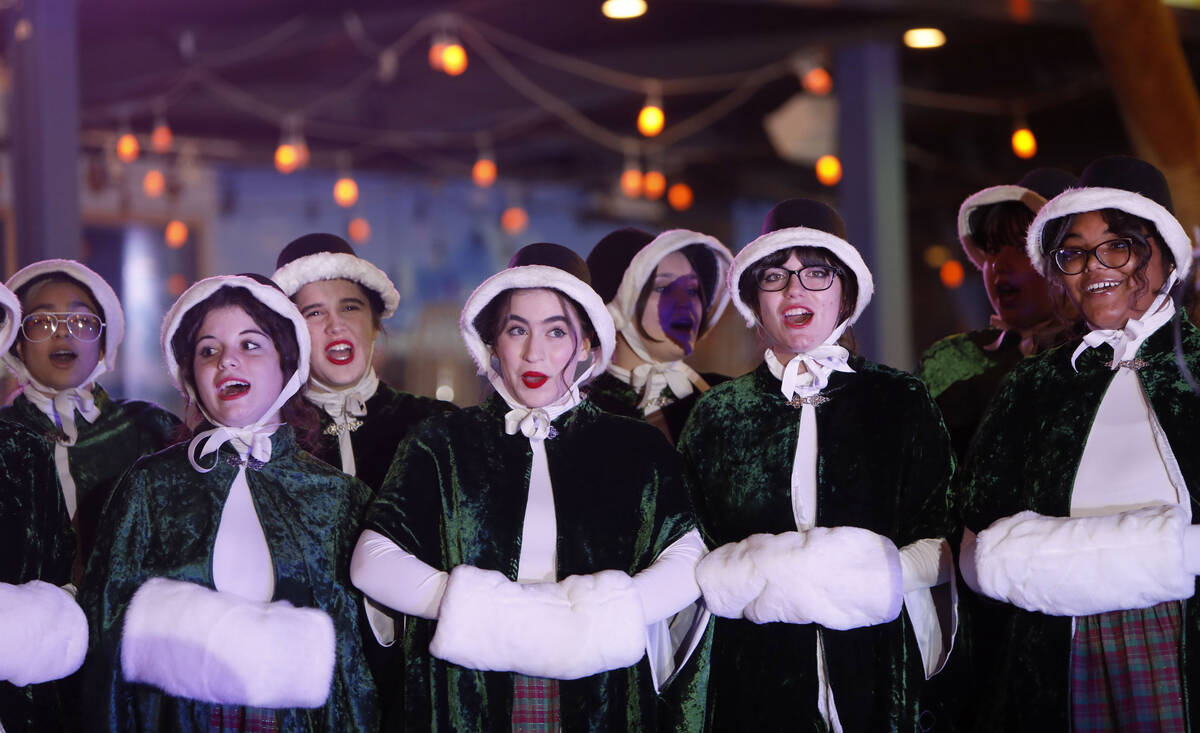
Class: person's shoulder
374,381,458,416
915,329,1002,395
570,402,677,459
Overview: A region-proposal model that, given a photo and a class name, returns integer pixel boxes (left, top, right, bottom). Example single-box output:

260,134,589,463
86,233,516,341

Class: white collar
1071,272,1179,372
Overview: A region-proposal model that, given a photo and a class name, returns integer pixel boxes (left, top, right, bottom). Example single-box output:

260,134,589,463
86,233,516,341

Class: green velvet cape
584,370,728,446
958,311,1200,731
364,395,697,732
0,384,180,566
916,329,1026,460
77,426,378,732
0,419,75,732
678,358,955,732
311,381,457,493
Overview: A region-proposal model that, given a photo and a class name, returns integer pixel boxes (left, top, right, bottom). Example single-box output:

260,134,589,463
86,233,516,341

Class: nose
219,353,238,369
326,310,345,332
522,334,544,362
51,317,69,338
784,271,805,296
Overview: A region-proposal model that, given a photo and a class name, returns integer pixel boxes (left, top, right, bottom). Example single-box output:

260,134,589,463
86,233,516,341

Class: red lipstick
325,339,354,365
521,372,548,388
216,377,251,401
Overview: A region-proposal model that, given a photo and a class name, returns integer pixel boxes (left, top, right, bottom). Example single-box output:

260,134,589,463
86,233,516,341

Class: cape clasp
224,453,266,471
323,418,363,437
1113,357,1149,371
787,393,829,408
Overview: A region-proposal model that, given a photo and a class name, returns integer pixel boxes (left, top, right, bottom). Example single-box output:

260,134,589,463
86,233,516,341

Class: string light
117,133,139,164
940,260,965,289
637,87,664,137
1011,125,1037,159
275,123,309,174
151,114,173,153
334,176,359,208
430,32,468,76
815,155,842,186
348,217,371,243
601,0,647,19
802,67,833,96
473,135,497,187
501,206,529,234
165,220,189,248
903,28,946,49
923,244,952,269
429,35,448,71
667,182,693,211
643,169,666,200
167,274,189,296
143,169,165,198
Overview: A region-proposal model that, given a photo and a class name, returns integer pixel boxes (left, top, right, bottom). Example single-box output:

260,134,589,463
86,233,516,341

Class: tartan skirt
208,704,278,733
512,673,562,731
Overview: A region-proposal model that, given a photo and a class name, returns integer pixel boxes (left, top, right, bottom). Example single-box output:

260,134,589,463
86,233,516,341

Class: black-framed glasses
755,265,841,292
1051,237,1134,275
21,312,105,342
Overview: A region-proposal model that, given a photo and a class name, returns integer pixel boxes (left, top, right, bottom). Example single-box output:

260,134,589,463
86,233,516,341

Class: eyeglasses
21,312,105,342
1051,237,1134,275
755,265,841,292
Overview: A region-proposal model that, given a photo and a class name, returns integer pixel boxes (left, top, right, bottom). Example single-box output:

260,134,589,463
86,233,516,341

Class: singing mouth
1085,279,1121,295
782,306,813,328
217,377,251,401
49,349,78,366
325,340,354,365
521,372,549,388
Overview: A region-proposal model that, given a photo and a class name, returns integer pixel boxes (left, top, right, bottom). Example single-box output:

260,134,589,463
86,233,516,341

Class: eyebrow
28,301,95,313
505,314,569,325
196,328,269,342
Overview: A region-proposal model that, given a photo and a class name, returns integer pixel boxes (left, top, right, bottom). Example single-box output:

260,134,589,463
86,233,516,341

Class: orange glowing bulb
348,217,371,244
116,133,139,163
803,67,834,96
620,168,643,198
1012,127,1037,159
472,157,497,187
429,41,447,70
142,169,165,198
637,104,664,137
815,155,842,186
501,206,529,235
441,44,468,76
333,177,359,208
151,123,173,153
275,143,300,174
940,260,965,289
667,182,693,211
167,273,189,296
643,170,666,200
165,220,188,248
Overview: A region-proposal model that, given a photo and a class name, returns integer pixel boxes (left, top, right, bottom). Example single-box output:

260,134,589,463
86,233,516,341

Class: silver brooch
323,418,363,437
224,453,266,471
1113,358,1149,371
546,426,559,440
787,394,829,408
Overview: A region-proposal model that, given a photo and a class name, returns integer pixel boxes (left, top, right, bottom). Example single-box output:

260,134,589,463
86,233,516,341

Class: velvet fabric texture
364,395,697,732
0,385,179,568
917,329,1026,459
0,419,75,732
78,426,378,732
584,371,728,445
678,358,955,732
958,311,1200,731
311,381,456,493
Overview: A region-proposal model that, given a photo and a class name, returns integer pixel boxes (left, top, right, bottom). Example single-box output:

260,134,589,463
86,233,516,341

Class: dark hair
169,285,321,449
969,200,1034,256
11,272,107,355
738,246,859,326
472,286,598,393
293,279,385,332
632,244,717,344
1044,208,1176,313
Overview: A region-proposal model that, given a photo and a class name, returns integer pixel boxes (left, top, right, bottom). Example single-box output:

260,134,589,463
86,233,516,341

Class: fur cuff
697,528,903,629
972,506,1194,616
0,580,88,685
429,565,646,679
121,577,335,708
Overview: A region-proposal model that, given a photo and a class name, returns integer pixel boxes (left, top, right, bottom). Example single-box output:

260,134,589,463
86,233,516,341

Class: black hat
761,198,848,239
1027,155,1191,278
508,242,593,285
585,228,656,304
272,232,400,317
957,167,1078,269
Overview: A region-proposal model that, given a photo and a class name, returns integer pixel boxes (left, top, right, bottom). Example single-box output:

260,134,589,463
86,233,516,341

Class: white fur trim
160,275,311,406
607,229,733,338
1027,187,1193,279
459,264,616,380
2,259,125,382
971,506,1194,616
696,528,903,630
272,252,400,319
957,185,1047,270
120,577,335,708
429,565,646,679
0,283,19,356
728,228,874,329
0,580,88,686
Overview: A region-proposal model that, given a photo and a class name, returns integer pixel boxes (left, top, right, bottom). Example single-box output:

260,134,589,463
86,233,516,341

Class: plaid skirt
512,673,561,731
1070,600,1185,732
208,705,278,733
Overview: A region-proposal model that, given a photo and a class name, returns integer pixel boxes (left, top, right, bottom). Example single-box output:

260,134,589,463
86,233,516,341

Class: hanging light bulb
165,220,189,248
117,132,140,164
501,206,529,235
667,182,693,211
643,169,666,200
275,122,309,175
602,0,647,19
903,28,946,49
802,67,834,96
441,41,468,76
472,156,497,187
334,176,359,208
815,155,842,186
429,33,448,71
940,260,965,289
348,217,371,244
1011,125,1037,159
143,169,166,198
620,167,643,198
637,88,664,137
151,114,173,153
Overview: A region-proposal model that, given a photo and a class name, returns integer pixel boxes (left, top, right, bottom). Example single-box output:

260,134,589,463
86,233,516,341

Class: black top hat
508,243,592,286
1016,168,1078,202
275,233,356,270
585,228,656,303
1077,155,1173,214
761,198,848,239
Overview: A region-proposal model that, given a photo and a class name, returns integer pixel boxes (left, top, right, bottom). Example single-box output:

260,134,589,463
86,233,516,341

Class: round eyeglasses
21,312,105,343
1051,237,1134,276
755,265,841,292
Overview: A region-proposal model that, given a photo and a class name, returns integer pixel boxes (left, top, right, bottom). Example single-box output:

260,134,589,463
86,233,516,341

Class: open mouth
782,306,813,328
1085,279,1121,295
49,350,78,366
521,372,548,389
994,281,1020,296
217,377,251,401
667,316,696,334
325,340,354,365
